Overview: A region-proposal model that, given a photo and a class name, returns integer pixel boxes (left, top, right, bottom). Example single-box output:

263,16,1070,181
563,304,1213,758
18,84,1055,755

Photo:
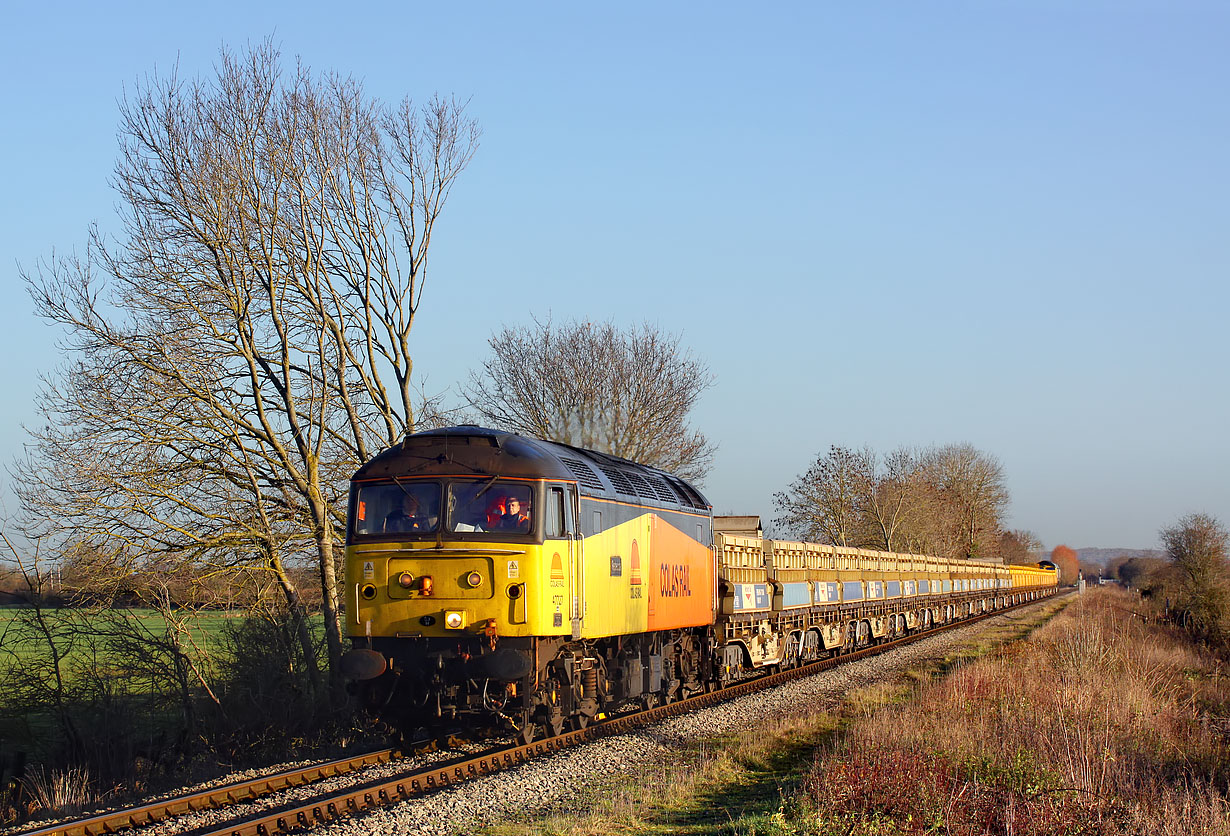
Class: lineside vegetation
803,587,1230,834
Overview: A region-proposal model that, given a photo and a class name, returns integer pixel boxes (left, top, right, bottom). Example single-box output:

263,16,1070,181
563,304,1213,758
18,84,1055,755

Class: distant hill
1075,548,1164,569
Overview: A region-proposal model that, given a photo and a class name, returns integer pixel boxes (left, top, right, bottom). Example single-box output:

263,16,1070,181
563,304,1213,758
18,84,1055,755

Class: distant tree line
1099,513,1230,645
773,443,1042,564
0,544,322,612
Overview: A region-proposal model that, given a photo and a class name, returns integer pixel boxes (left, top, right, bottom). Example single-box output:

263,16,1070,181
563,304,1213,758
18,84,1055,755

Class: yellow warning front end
346,540,569,641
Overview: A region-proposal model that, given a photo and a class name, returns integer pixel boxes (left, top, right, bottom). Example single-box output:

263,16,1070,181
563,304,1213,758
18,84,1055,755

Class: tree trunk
269,551,322,694
307,482,344,694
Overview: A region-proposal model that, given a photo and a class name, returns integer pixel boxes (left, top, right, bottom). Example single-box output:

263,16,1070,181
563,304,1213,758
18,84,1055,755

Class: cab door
545,484,582,637
567,485,584,639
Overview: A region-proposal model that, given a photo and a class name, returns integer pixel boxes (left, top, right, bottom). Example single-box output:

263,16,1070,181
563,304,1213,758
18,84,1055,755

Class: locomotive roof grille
353,426,711,511
644,474,681,503
597,464,638,496
667,475,708,509
622,469,652,499
558,456,606,490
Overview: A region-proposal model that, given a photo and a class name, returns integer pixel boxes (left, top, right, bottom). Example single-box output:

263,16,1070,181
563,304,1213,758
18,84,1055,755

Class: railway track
18,591,1064,836
14,749,401,836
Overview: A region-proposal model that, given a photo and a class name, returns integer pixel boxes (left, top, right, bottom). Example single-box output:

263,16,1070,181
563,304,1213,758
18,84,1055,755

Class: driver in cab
384,493,436,533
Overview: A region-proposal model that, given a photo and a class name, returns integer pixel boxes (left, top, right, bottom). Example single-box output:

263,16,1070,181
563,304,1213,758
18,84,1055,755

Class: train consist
340,426,1058,742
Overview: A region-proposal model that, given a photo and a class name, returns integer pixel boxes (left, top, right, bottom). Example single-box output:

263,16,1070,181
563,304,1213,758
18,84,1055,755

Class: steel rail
13,749,399,836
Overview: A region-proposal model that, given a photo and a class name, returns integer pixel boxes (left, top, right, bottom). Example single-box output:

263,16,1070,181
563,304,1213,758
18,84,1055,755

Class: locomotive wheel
522,705,565,744
543,705,565,737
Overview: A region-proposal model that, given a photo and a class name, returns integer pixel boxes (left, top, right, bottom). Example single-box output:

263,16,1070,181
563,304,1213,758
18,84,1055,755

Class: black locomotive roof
352,426,711,512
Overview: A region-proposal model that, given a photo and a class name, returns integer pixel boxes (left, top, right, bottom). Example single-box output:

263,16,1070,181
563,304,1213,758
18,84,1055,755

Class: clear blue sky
2,1,1227,552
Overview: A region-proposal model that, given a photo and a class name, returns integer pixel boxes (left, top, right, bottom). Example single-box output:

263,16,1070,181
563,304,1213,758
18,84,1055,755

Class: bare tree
998,529,1043,565
1050,545,1081,585
1115,555,1166,588
919,444,1009,560
465,319,715,482
776,442,1013,560
860,447,927,552
1161,513,1229,639
18,41,479,683
773,446,871,546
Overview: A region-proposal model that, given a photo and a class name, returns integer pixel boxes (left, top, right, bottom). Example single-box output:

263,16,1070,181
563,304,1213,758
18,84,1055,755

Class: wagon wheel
782,635,800,669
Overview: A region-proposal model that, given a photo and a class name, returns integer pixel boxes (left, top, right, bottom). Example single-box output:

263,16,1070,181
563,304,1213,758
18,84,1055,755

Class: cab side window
545,487,567,537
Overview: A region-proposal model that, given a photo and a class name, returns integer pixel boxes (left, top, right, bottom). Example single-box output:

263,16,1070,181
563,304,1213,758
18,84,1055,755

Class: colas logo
660,563,691,598
550,552,565,588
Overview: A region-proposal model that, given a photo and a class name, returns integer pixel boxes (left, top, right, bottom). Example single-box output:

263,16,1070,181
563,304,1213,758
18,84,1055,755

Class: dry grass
807,588,1230,835
19,765,96,818
487,714,842,836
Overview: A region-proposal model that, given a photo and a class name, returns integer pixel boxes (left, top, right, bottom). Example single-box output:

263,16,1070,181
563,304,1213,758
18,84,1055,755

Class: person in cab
494,494,532,534
384,492,436,533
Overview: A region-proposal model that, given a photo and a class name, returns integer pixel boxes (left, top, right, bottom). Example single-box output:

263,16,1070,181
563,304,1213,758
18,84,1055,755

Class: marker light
465,571,483,588
419,576,433,596
444,610,466,630
398,572,415,589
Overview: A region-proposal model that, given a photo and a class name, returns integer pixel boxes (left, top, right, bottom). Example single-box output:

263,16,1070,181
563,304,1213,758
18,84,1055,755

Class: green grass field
1,606,328,757
1,606,238,658
0,606,326,683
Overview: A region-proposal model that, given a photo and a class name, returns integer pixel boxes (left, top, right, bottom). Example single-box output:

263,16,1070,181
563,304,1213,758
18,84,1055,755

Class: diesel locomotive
340,426,1058,742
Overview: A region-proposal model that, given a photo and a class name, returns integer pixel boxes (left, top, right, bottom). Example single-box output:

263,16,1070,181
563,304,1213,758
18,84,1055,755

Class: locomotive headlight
465,570,483,589
397,572,415,589
444,610,467,630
